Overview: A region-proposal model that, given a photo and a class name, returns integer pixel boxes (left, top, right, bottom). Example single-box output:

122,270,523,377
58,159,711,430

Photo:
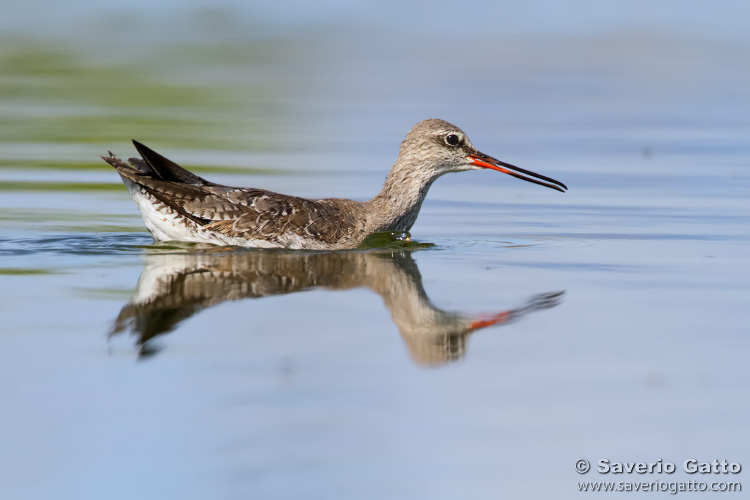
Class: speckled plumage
103,119,566,249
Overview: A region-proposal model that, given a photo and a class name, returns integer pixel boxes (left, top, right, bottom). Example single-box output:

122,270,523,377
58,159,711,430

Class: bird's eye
445,134,460,146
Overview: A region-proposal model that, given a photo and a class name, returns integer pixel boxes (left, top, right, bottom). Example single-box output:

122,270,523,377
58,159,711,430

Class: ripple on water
0,231,438,258
0,232,154,256
435,235,591,251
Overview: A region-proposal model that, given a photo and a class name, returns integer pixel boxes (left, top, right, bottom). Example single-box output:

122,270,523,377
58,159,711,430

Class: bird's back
103,143,367,249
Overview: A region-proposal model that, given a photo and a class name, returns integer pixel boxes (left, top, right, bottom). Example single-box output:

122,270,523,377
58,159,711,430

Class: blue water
1,2,749,499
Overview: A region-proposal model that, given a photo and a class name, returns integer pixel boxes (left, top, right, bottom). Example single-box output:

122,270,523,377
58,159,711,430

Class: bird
103,119,567,250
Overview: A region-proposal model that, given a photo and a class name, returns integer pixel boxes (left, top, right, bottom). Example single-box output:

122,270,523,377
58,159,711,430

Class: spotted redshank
103,119,567,249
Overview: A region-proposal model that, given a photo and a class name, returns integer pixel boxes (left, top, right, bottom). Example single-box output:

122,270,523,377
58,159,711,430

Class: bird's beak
468,152,567,192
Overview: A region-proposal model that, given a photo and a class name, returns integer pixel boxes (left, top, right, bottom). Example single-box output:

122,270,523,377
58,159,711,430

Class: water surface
1,4,749,499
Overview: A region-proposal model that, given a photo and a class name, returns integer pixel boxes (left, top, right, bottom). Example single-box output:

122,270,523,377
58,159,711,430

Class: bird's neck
364,160,442,234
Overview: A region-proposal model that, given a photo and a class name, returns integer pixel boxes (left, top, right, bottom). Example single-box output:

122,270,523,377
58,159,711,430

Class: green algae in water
0,268,55,275
359,231,435,250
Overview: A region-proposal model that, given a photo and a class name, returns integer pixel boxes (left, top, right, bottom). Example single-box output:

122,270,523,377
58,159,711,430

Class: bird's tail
101,140,213,187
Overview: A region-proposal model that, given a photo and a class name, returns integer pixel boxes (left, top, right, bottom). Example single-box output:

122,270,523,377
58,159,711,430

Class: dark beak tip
469,153,567,193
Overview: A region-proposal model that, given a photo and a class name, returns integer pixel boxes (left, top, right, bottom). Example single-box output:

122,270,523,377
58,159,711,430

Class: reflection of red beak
470,311,512,330
468,152,567,192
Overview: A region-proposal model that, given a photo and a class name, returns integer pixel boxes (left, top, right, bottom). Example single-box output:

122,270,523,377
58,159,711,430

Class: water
1,3,750,499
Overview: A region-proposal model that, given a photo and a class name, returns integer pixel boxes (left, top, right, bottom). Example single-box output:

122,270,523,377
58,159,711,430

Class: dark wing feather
132,140,213,186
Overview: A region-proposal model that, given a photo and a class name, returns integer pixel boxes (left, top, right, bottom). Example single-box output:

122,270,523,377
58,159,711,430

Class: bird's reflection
111,248,564,366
